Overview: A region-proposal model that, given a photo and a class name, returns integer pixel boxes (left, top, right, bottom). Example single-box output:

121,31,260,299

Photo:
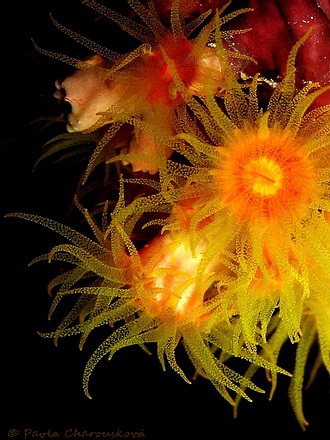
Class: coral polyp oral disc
215,124,318,225
244,156,283,196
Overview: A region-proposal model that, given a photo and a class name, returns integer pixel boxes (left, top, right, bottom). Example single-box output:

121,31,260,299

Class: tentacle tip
299,420,309,432
4,212,16,219
31,38,39,50
83,387,92,400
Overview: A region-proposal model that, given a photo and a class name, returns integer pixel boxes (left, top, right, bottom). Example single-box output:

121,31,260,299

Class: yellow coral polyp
9,194,288,407
159,27,330,427
39,0,254,176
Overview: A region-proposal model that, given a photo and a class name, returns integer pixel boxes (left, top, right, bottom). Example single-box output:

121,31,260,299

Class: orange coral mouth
243,156,283,196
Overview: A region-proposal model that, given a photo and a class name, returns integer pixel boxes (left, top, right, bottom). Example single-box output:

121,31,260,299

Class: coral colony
9,0,330,430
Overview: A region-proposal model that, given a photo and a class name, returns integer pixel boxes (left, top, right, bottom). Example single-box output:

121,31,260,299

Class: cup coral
8,0,330,432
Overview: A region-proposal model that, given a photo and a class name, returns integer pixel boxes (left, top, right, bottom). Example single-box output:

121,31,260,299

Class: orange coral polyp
215,125,318,225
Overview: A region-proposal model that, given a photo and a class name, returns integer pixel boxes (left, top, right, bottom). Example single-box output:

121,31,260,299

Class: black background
2,1,329,439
